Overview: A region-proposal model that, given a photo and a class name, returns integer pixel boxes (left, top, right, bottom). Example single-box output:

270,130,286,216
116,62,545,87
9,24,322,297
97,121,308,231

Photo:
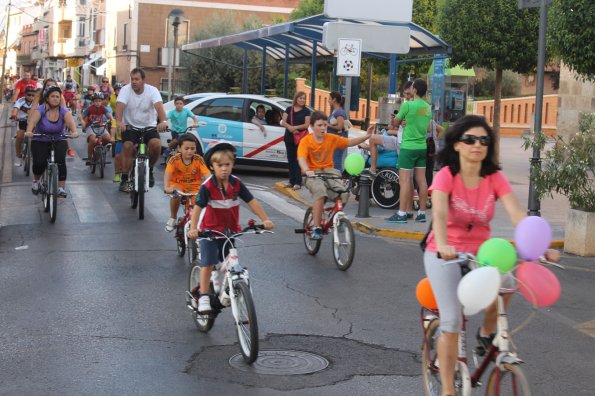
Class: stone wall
557,63,595,140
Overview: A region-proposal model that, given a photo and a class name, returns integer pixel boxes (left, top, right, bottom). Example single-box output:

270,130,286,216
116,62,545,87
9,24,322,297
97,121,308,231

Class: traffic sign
323,23,410,55
336,39,362,76
324,0,413,23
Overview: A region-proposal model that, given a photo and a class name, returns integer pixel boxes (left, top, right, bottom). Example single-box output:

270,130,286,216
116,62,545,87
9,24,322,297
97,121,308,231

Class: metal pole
0,0,13,102
388,54,397,95
167,23,173,101
310,41,317,107
283,43,289,98
344,76,351,119
242,49,248,94
365,62,372,130
528,0,548,216
172,17,180,97
260,46,266,95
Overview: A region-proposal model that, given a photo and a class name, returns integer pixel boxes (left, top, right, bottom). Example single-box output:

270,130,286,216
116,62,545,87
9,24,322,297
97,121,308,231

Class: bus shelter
182,14,451,105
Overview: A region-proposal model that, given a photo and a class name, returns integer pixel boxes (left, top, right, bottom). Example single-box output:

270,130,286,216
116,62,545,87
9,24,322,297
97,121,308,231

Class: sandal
293,185,301,190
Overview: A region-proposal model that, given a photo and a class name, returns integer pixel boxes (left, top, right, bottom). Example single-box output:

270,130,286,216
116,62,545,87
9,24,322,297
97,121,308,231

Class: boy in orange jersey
297,111,371,239
163,134,211,232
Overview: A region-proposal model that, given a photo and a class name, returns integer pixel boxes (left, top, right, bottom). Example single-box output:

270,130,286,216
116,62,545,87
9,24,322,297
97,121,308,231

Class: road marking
576,319,595,339
244,182,268,191
69,184,119,223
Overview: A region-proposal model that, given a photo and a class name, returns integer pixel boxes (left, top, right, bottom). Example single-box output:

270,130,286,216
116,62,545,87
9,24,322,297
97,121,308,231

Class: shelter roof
182,14,450,61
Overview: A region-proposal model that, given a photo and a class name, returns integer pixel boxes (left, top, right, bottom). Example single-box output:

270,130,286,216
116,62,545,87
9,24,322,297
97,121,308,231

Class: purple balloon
514,216,552,260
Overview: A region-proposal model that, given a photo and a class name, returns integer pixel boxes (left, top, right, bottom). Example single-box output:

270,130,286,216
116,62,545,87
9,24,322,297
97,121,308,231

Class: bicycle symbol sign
337,38,362,77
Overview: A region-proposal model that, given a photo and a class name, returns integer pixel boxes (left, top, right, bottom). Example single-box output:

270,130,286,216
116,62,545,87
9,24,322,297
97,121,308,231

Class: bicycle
126,126,156,220
294,174,356,271
420,253,562,396
163,126,198,163
166,191,199,265
186,221,273,364
22,135,32,176
84,121,112,179
33,133,75,223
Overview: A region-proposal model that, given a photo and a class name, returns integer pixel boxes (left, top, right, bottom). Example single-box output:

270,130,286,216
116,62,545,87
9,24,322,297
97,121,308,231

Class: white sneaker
14,161,22,167
165,218,176,232
198,295,212,314
31,181,40,195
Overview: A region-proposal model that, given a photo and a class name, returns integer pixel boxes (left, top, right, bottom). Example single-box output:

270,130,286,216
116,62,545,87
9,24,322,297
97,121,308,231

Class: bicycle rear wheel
233,281,259,364
485,363,532,396
188,238,199,265
176,223,186,257
303,207,321,255
137,162,145,220
48,164,58,223
188,264,215,332
371,168,400,209
421,319,471,396
332,218,355,271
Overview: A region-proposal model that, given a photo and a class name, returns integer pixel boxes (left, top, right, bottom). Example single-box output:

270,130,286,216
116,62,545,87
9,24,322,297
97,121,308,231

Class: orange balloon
416,277,438,310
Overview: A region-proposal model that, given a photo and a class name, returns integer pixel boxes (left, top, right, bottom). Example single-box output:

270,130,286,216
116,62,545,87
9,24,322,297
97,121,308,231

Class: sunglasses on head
459,134,490,146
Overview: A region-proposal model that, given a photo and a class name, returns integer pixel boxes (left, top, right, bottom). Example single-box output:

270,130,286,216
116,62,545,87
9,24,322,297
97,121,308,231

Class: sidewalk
274,137,567,247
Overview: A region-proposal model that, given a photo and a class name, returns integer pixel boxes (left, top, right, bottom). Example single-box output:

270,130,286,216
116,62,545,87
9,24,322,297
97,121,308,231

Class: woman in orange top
164,134,211,232
297,111,371,240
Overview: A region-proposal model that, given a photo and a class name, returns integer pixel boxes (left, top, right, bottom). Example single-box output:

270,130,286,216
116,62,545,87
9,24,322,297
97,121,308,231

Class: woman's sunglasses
102,80,109,83
459,134,491,146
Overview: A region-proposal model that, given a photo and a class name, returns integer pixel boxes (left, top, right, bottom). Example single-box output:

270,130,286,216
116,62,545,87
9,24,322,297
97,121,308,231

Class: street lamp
167,9,184,101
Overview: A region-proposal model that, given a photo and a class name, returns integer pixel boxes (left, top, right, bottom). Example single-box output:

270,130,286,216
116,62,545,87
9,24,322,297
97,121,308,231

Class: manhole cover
229,349,329,375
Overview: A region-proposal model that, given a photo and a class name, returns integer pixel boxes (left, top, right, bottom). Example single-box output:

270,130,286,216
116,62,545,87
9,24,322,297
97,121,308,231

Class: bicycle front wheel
485,363,532,396
41,172,50,212
137,162,145,220
188,238,199,265
332,218,355,271
48,164,58,223
233,281,259,364
129,167,138,209
23,140,31,176
188,264,215,333
98,147,105,179
303,207,321,255
371,169,400,209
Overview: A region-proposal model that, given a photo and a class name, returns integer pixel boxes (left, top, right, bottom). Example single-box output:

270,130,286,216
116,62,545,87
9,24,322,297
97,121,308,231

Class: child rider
297,111,372,240
81,92,113,166
187,140,274,314
167,96,198,153
163,134,211,232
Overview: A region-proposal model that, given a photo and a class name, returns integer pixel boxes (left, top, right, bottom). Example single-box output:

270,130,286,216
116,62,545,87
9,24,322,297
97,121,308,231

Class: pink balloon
517,262,561,307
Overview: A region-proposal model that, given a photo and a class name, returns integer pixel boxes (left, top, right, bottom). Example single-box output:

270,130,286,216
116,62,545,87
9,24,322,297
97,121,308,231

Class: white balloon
457,267,501,315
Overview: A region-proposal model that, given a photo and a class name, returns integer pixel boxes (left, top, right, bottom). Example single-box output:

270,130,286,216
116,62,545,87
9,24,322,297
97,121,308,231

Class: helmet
88,85,96,91
43,85,62,99
82,88,88,93
92,92,104,100
24,86,37,94
112,82,122,90
204,140,236,166
65,82,73,89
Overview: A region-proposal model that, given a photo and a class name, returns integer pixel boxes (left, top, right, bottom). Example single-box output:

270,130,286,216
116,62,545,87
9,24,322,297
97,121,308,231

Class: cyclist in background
167,96,198,153
297,111,371,240
163,134,211,232
63,83,77,115
115,68,168,192
423,115,559,396
25,86,78,197
81,92,113,166
187,141,274,314
10,86,36,166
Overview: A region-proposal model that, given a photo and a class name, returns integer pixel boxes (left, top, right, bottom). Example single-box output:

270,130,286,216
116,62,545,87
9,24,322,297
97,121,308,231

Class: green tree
549,0,595,81
289,0,323,20
437,0,539,153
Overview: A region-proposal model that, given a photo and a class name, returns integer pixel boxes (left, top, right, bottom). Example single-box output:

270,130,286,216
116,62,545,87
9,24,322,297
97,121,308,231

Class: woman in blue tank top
25,86,78,197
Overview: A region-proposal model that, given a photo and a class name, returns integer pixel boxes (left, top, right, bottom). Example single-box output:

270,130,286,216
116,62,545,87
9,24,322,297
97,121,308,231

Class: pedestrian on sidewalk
385,79,432,223
281,91,311,191
327,91,349,171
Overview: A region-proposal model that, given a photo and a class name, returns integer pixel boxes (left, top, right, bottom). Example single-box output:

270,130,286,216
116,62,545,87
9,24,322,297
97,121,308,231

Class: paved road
1,105,594,395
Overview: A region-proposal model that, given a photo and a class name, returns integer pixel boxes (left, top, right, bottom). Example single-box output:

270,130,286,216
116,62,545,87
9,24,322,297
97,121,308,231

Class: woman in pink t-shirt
424,115,559,396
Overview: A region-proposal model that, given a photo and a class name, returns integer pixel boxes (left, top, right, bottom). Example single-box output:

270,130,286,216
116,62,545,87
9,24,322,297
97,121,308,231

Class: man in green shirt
385,78,431,223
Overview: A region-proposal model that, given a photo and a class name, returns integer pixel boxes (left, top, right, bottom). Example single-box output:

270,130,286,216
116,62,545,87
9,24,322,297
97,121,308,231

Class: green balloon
477,238,517,273
344,153,365,176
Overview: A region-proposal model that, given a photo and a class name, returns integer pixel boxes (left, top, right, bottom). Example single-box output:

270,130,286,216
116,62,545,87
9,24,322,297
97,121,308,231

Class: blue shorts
115,141,122,155
199,238,232,267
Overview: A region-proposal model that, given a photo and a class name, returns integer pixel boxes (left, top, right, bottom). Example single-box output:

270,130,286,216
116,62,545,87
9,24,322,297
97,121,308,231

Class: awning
182,14,450,60
95,62,106,76
82,52,102,70
428,59,476,77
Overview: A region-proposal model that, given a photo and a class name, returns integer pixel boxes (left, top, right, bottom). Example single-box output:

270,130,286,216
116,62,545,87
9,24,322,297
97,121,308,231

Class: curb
272,181,565,248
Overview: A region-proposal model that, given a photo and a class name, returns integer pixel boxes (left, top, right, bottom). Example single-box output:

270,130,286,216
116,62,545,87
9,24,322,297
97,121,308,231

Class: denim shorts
199,238,232,267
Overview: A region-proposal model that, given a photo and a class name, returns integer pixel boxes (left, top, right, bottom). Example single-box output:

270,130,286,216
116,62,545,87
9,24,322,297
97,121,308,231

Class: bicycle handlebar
165,191,198,199
127,125,158,133
32,133,77,139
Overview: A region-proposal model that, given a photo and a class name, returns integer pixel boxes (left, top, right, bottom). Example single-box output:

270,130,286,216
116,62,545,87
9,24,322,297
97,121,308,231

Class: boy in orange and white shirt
297,111,371,240
163,134,211,232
